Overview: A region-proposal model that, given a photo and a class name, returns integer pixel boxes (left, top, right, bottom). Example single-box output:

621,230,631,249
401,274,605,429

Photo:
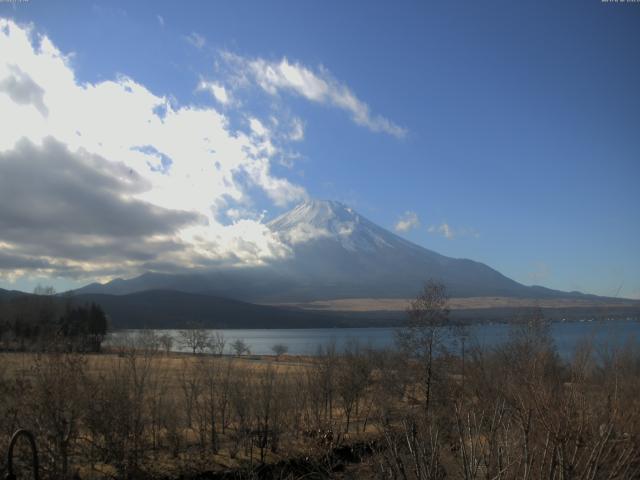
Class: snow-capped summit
268,199,397,252
269,199,353,230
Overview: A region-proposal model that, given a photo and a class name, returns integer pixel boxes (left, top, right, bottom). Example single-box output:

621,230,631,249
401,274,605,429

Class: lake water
109,318,640,358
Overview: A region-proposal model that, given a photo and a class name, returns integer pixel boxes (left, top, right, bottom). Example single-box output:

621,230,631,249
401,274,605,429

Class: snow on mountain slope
264,200,532,299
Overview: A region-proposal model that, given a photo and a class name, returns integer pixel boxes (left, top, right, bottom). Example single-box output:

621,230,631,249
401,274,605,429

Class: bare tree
81,349,154,478
178,322,211,354
157,333,173,354
396,280,451,415
251,366,291,462
29,352,87,479
179,359,201,429
310,341,338,430
135,329,160,353
208,331,226,356
271,343,288,359
336,341,372,433
193,356,222,453
228,370,253,459
231,338,250,356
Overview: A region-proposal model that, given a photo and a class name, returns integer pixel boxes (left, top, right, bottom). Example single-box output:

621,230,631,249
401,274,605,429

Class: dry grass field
272,296,640,312
0,347,385,479
1,318,639,479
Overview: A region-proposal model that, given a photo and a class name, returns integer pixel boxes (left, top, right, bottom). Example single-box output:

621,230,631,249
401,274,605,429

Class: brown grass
269,296,639,312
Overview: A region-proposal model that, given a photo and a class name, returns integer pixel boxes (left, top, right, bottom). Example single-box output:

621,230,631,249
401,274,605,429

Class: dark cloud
0,137,204,275
5,233,184,263
0,251,52,270
0,64,49,117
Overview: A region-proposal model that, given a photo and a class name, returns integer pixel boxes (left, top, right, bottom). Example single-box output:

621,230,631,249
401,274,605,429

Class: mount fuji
74,199,590,303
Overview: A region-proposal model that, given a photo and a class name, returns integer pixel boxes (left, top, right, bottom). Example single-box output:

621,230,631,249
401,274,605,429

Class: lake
108,318,640,358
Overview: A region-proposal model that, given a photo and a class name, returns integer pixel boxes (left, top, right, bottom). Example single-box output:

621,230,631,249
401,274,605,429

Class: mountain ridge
71,199,617,303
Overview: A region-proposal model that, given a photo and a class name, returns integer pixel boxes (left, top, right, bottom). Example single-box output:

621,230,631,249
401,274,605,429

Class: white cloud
428,223,454,239
427,223,479,240
0,18,306,281
198,79,230,105
249,117,268,137
289,117,305,142
280,223,331,245
220,53,407,138
186,32,205,49
244,156,308,207
394,211,420,232
157,15,165,27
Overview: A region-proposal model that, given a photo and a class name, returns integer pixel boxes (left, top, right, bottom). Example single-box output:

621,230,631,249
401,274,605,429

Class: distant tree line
0,287,108,352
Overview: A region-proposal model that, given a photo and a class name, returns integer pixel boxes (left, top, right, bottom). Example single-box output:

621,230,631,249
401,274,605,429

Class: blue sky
0,0,638,298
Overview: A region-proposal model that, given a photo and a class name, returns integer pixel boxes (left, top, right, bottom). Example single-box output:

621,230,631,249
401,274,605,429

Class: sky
0,0,638,299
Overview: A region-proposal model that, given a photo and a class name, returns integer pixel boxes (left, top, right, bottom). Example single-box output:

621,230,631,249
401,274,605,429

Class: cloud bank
0,18,306,282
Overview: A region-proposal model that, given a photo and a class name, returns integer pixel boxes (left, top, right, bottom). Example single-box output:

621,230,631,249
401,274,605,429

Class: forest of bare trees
0,283,639,479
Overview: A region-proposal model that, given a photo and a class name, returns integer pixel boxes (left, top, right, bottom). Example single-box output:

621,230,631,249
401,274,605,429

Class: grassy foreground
1,325,639,479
